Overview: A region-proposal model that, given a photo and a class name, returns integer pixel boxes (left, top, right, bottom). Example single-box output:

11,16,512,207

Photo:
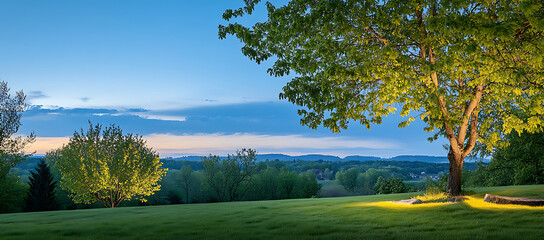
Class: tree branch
457,84,485,147
462,110,480,159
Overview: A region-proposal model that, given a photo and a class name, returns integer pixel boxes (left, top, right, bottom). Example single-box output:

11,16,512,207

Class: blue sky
1,0,448,157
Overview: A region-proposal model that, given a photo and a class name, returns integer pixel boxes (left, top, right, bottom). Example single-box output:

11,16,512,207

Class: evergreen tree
24,159,58,212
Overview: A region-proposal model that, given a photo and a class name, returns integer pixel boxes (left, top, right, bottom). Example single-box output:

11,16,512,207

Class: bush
414,190,449,203
0,173,27,213
374,177,408,194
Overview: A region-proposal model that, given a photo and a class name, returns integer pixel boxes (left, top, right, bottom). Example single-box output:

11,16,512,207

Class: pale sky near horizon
1,0,449,158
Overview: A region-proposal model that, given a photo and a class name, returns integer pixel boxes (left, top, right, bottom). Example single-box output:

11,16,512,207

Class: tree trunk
185,184,189,204
447,146,464,196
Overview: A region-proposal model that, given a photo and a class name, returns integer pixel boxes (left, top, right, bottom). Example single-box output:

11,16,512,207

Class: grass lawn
1,185,544,240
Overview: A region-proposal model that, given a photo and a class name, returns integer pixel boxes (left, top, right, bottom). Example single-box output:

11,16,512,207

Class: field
1,185,544,240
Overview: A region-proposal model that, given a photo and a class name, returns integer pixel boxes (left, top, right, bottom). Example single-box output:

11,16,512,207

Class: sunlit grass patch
463,196,544,211
349,201,454,209
413,191,449,203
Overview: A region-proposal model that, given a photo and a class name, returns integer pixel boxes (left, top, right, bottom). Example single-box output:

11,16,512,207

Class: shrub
374,177,408,194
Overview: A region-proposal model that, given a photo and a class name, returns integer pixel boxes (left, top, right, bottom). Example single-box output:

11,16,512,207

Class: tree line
1,78,542,213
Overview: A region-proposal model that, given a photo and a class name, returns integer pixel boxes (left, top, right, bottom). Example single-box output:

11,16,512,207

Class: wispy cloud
133,113,186,122
29,137,70,153
91,112,186,122
26,91,49,103
29,134,397,157
80,97,90,102
144,133,396,156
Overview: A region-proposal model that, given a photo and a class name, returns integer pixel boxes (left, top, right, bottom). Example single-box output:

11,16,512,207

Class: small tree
336,168,360,193
202,149,256,202
259,167,281,200
24,159,58,212
178,165,197,203
0,173,27,213
279,170,299,199
0,81,35,180
300,172,321,198
49,123,167,208
374,177,407,194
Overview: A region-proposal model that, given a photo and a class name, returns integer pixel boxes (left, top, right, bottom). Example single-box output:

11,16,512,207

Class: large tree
0,81,35,180
219,0,544,195
48,123,167,208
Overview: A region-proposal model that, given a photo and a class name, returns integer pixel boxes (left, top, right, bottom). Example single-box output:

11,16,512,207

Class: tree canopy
470,131,544,186
0,81,35,180
48,123,167,208
219,0,544,195
202,149,257,202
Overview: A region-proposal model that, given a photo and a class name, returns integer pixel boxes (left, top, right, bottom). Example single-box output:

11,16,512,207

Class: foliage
357,168,391,195
202,149,257,202
374,177,408,194
278,170,299,199
163,158,470,181
300,172,321,198
324,168,334,180
335,167,395,195
177,165,199,203
24,159,58,212
463,131,544,188
425,175,448,193
335,168,360,193
244,166,321,200
414,177,449,201
490,131,544,185
7,156,475,210
166,191,182,204
220,0,544,196
249,166,281,200
414,190,449,203
49,123,167,208
0,173,27,213
0,81,35,180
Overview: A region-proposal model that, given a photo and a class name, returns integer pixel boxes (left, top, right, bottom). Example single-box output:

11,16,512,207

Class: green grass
2,185,544,240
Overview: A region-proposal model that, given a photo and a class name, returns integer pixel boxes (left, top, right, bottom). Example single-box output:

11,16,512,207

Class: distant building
310,169,325,180
409,172,440,181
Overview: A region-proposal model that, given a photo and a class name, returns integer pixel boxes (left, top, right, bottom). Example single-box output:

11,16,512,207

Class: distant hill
28,154,486,165
166,154,486,163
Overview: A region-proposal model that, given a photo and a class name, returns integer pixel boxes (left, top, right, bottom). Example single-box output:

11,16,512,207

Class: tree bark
185,184,189,204
447,146,464,196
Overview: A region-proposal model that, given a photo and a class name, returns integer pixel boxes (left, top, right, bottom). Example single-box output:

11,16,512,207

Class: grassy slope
2,185,544,240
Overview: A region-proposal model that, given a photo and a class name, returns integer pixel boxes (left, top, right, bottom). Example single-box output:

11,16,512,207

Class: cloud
29,137,70,153
20,102,447,157
80,97,90,102
132,113,186,122
26,91,49,102
91,111,186,122
144,133,397,157
28,134,397,157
